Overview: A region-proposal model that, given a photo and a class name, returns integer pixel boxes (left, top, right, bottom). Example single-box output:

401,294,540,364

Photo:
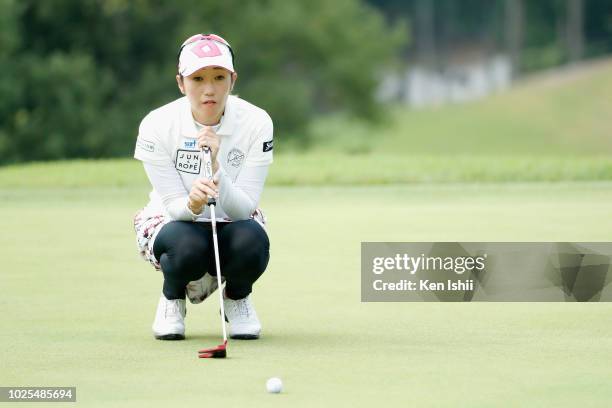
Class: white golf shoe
185,274,224,304
224,294,261,340
152,294,186,340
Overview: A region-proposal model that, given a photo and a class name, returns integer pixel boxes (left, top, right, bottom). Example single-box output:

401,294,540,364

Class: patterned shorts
133,208,267,271
133,210,168,270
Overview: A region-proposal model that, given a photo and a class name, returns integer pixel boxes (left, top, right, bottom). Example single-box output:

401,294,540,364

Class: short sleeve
245,113,273,167
134,113,171,165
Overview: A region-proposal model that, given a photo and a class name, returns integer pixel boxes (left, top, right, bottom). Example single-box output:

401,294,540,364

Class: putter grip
200,147,214,180
200,148,216,208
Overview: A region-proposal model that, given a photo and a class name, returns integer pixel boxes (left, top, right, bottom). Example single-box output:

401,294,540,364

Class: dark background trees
0,0,406,164
368,0,612,72
1,0,610,164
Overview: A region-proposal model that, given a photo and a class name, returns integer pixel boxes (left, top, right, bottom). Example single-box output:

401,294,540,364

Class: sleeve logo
263,140,273,152
137,138,155,153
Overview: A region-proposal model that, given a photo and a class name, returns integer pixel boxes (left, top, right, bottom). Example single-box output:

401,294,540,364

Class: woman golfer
133,33,272,340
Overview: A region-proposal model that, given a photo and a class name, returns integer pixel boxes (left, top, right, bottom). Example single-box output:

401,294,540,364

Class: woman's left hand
197,126,220,171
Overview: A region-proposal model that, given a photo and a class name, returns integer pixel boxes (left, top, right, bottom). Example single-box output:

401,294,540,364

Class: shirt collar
217,95,237,136
180,95,237,138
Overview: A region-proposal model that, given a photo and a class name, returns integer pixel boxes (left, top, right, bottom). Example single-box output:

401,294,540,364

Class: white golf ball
266,377,283,394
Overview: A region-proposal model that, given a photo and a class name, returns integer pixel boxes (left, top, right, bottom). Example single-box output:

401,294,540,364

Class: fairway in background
1,155,612,188
310,58,612,156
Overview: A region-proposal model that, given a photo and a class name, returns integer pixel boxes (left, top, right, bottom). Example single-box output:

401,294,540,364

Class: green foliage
0,0,406,164
4,52,116,161
236,0,406,131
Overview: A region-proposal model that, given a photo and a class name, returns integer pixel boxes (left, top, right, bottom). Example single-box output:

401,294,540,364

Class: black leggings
153,220,270,300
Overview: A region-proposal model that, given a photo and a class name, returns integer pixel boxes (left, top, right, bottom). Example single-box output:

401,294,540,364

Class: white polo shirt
134,95,273,222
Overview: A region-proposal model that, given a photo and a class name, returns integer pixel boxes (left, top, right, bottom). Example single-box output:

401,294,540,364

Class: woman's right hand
188,177,219,214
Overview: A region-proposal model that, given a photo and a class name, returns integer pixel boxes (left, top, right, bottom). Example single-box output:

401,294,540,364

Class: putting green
2,182,612,407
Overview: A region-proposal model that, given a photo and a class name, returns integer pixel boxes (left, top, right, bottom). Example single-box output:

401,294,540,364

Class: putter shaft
209,203,228,344
198,147,228,359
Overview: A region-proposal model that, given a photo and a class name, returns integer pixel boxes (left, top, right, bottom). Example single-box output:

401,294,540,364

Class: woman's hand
187,177,219,215
197,126,220,173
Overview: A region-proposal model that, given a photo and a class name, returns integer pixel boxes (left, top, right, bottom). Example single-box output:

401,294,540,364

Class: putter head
198,340,227,359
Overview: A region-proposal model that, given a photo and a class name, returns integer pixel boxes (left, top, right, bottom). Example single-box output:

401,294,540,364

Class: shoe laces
230,297,251,319
165,299,183,319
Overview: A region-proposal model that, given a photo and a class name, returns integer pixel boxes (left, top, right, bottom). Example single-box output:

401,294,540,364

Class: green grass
2,182,612,407
2,154,612,188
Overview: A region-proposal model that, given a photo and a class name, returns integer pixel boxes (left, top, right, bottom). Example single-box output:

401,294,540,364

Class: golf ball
266,377,283,394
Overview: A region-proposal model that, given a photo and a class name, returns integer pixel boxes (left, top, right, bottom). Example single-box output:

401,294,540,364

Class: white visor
178,38,234,76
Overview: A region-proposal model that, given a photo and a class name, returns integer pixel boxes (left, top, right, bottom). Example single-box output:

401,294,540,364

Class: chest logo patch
175,149,201,174
227,148,245,168
183,138,197,149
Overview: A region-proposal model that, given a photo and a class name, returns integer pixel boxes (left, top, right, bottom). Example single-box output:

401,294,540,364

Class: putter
197,147,228,359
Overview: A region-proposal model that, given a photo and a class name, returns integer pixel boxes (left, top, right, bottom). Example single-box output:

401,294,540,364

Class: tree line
2,0,610,164
368,0,611,73
0,0,405,164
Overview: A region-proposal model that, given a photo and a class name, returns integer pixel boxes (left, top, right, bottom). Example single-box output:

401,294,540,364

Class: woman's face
176,67,237,125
